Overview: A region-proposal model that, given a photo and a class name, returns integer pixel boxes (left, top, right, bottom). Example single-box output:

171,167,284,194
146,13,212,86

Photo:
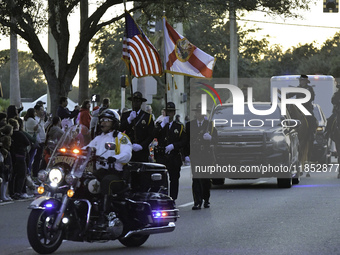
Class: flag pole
162,12,168,114
123,3,133,98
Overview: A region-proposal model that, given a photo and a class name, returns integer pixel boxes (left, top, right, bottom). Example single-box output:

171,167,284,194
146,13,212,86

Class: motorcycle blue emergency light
45,203,53,209
153,211,168,218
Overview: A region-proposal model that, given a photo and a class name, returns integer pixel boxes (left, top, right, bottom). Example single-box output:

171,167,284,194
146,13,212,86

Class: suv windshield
212,104,283,128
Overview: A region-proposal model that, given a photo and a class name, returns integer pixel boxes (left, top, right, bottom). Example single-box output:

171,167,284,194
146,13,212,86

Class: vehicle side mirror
105,142,116,150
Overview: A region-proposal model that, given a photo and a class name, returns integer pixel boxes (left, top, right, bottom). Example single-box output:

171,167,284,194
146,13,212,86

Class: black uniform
154,120,187,200
120,109,154,162
185,119,217,208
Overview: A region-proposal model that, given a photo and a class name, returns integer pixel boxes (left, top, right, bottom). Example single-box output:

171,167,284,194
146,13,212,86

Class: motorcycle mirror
105,142,116,150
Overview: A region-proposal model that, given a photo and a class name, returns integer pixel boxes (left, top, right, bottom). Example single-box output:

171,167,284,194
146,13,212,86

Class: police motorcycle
27,124,178,254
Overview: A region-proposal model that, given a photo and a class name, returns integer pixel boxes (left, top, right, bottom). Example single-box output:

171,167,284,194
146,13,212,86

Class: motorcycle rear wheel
119,234,149,247
27,210,63,254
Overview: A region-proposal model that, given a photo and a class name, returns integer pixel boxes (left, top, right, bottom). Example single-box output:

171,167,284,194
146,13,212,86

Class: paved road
1,164,340,254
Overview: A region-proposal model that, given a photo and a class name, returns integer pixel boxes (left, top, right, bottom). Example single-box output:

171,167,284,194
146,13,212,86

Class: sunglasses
100,118,113,122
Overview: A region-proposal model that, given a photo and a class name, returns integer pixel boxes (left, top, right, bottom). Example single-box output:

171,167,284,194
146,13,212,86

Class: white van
270,75,336,118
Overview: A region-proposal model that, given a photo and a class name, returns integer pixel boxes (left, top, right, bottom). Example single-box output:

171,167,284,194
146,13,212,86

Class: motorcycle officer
85,109,132,217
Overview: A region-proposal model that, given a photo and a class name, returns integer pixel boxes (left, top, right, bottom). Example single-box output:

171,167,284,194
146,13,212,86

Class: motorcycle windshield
46,125,92,178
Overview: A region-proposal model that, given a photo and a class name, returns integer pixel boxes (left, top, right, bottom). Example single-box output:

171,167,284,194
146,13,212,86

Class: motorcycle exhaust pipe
123,222,176,239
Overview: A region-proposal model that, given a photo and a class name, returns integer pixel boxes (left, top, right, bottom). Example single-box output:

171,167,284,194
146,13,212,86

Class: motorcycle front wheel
119,234,149,247
27,210,63,254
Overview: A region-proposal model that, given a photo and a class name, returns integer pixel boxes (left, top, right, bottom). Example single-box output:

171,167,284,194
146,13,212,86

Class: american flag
122,12,162,77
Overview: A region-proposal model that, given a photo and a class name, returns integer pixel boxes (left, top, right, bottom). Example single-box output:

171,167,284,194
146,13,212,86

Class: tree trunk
9,38,21,107
10,18,21,108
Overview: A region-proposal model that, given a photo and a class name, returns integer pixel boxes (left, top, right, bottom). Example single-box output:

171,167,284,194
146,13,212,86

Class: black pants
192,178,211,206
11,156,27,195
95,168,125,195
32,143,44,177
155,154,182,200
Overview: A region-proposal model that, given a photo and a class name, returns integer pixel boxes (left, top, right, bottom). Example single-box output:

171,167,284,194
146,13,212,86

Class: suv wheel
277,178,292,188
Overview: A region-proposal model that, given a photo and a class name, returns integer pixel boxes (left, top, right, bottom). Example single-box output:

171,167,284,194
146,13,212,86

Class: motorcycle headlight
48,167,64,185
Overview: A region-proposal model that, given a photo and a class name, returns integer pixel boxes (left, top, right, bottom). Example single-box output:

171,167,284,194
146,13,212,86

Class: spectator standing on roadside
31,104,46,178
156,109,166,123
90,98,110,138
23,108,39,176
77,99,92,129
35,100,48,122
0,125,13,201
41,116,64,169
145,105,155,121
8,118,31,199
7,105,23,121
6,105,24,129
0,112,7,128
57,96,79,129
46,116,64,142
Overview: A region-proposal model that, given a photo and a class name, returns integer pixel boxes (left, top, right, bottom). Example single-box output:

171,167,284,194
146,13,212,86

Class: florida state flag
163,17,216,78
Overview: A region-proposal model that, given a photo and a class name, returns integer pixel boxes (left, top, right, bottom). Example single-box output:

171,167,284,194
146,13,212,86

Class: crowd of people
0,92,216,212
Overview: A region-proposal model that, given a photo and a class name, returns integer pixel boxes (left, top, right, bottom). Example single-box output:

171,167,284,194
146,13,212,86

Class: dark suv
211,102,301,188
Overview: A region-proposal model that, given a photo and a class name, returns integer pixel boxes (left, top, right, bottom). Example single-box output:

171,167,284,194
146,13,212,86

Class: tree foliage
0,50,47,100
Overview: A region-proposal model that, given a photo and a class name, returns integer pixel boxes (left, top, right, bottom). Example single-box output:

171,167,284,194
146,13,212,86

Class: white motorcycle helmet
99,109,120,130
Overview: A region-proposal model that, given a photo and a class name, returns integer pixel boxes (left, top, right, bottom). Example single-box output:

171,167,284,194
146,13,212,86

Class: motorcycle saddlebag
125,162,168,194
128,192,178,225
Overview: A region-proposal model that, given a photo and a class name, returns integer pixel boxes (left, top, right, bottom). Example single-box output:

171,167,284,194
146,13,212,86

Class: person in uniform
84,109,131,225
184,103,217,210
120,91,154,162
328,82,340,130
154,102,187,201
85,109,132,194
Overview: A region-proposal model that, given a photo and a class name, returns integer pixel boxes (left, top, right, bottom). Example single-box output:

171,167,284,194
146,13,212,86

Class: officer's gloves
165,144,174,154
127,111,137,124
132,143,143,152
203,132,212,141
161,116,169,128
107,157,116,164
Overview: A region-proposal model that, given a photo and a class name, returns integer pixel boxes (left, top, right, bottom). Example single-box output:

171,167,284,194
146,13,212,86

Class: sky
240,1,340,51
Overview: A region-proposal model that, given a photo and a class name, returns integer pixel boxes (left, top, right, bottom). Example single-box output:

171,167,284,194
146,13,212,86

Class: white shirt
86,131,132,171
35,116,46,143
24,117,38,136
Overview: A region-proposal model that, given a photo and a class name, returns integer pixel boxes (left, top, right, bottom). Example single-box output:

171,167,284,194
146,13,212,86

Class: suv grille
216,133,273,165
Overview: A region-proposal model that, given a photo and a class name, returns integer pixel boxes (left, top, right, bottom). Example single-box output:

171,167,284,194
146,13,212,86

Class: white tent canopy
21,94,77,114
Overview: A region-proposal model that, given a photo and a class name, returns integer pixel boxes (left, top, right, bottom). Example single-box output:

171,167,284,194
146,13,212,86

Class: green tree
0,50,47,100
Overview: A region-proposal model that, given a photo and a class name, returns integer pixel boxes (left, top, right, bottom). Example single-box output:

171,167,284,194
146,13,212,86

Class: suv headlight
49,167,64,184
271,135,285,143
270,134,287,150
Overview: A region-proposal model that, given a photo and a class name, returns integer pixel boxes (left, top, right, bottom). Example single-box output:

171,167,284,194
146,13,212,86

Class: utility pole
229,5,238,86
79,0,89,105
